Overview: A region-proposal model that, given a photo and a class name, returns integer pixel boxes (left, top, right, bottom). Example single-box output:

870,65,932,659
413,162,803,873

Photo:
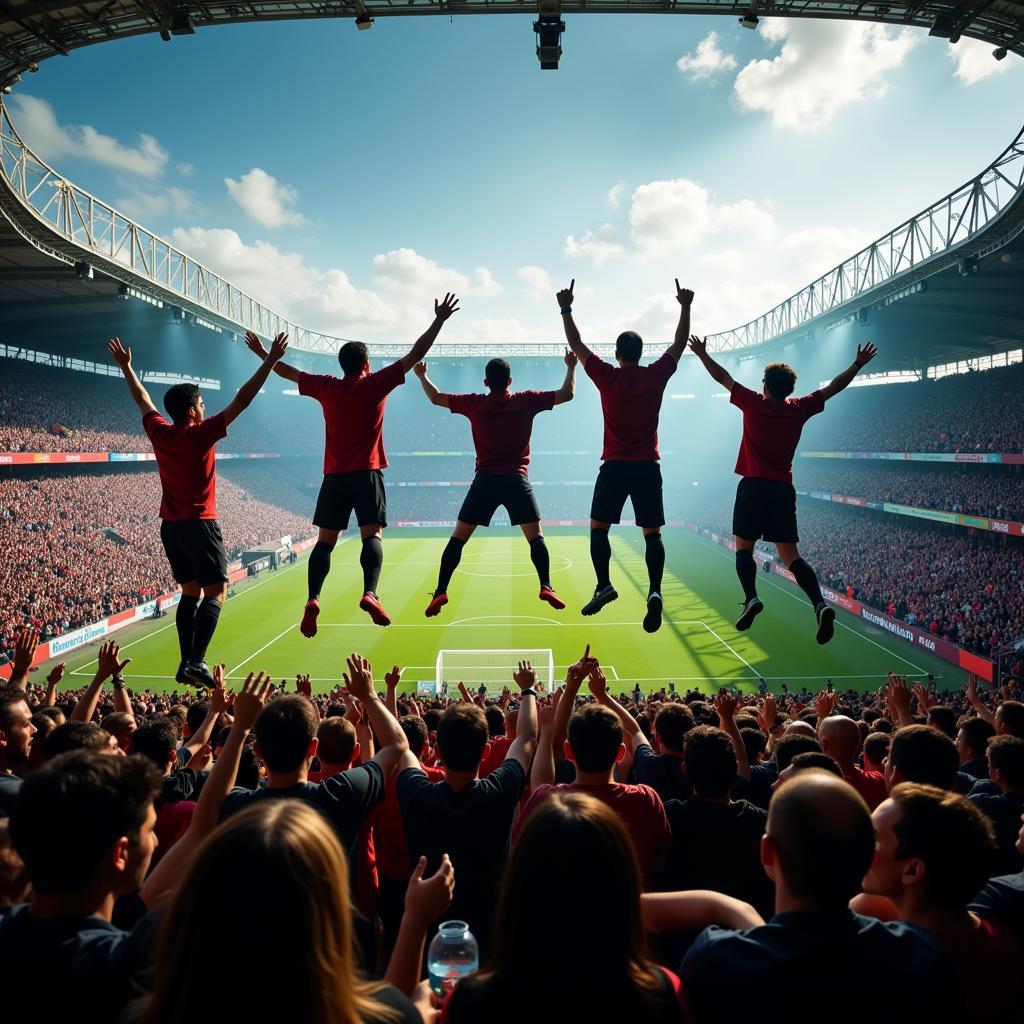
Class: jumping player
107,332,289,689
413,351,577,616
688,335,878,643
244,294,459,634
556,279,693,633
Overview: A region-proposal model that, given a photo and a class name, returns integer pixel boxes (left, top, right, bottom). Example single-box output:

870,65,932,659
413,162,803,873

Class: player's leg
183,521,229,689
428,519,476,617
732,478,765,632
506,476,564,610
351,471,391,626
632,463,666,633
583,464,625,615
304,473,350,637
174,582,201,683
159,520,204,684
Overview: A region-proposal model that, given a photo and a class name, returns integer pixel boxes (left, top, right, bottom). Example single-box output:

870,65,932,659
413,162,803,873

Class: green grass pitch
49,528,960,696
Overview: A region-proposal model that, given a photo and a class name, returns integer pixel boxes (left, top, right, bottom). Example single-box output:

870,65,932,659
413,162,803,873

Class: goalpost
435,649,556,696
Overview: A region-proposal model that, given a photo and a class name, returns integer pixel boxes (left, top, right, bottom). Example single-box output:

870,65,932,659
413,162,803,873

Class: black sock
590,529,611,589
360,536,384,595
644,533,665,595
790,558,825,609
189,598,222,663
529,535,551,588
307,540,334,602
736,549,759,602
436,537,465,595
175,595,199,662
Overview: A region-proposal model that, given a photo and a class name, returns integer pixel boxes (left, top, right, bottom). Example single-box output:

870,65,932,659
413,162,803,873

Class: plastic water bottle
427,920,479,1000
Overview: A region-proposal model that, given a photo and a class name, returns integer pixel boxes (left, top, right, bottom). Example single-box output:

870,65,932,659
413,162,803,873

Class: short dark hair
423,709,441,733
683,726,737,798
958,716,995,755
164,382,202,423
739,727,767,763
400,716,429,759
254,695,319,773
615,331,643,364
485,705,506,738
567,705,624,774
484,358,512,392
43,722,111,760
131,720,178,769
316,717,357,766
988,734,1024,789
863,731,891,766
789,751,843,778
890,783,996,909
338,341,369,376
774,733,822,772
437,704,489,771
10,751,161,893
100,712,135,745
186,702,209,737
763,362,797,399
926,706,956,739
996,700,1024,737
0,686,29,731
890,725,959,790
654,704,694,753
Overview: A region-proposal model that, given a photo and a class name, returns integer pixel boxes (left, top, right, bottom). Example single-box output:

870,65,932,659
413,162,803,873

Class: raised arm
244,331,301,383
532,648,592,789
343,654,410,780
71,641,131,723
688,334,735,392
181,669,228,756
556,280,594,366
399,294,460,372
107,338,158,416
966,674,997,727
221,333,289,425
819,342,877,401
412,361,450,408
588,664,651,752
8,628,39,690
666,280,694,362
714,691,751,782
506,661,540,771
552,349,577,405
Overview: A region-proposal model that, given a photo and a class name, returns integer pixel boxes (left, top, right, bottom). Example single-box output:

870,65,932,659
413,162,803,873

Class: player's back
143,411,226,520
584,353,677,461
448,390,555,474
729,383,824,483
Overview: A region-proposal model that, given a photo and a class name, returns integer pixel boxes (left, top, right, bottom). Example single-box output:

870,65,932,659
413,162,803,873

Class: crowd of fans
1,642,1022,1022
1,467,314,658
798,465,1024,521
801,360,1024,454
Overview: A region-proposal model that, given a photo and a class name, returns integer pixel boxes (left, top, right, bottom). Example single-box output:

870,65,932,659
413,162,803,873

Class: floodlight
118,284,129,300
355,12,374,29
534,15,565,69
170,12,196,35
928,15,955,39
957,256,980,277
994,47,1008,61
74,261,94,280
739,8,759,29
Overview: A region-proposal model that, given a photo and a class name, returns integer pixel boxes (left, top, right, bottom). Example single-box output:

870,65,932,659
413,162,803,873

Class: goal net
435,649,556,695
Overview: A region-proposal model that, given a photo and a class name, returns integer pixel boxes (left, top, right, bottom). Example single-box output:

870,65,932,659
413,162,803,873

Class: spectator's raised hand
564,348,578,369
413,361,428,378
107,337,132,369
295,673,313,698
588,665,609,702
13,627,39,677
210,669,229,716
186,743,213,771
46,661,66,689
757,693,779,732
688,334,708,357
404,854,455,926
268,332,289,363
513,660,538,692
715,689,739,722
96,640,131,682
232,671,273,731
343,654,375,701
434,293,460,321
244,331,268,358
911,681,935,712
886,672,913,724
385,665,402,692
856,341,878,367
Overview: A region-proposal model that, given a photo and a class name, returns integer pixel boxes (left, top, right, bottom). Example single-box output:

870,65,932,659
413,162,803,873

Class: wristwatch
112,675,126,690
520,688,538,698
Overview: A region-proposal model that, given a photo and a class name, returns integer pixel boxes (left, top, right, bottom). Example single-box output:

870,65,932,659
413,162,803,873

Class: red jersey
298,361,405,474
480,735,514,777
844,766,888,811
517,781,671,882
448,390,556,475
584,353,677,461
143,411,227,520
730,382,824,483
369,763,445,880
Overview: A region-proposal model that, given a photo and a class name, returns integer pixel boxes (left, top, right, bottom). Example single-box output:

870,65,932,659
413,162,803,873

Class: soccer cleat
539,586,566,610
175,661,189,686
643,592,663,634
360,591,392,627
299,599,320,638
425,592,449,618
736,597,765,632
815,604,836,645
183,660,216,691
582,584,618,617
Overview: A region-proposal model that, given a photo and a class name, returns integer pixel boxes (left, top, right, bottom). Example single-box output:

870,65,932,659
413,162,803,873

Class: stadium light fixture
957,256,980,277
534,14,565,69
118,284,129,300
354,1,374,30
739,6,759,29
74,261,94,280
928,15,955,39
994,47,1008,61
170,11,196,35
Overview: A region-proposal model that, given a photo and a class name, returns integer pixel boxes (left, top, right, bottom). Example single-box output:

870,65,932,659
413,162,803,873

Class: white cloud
676,32,738,81
949,37,1018,85
734,21,918,130
607,181,625,208
372,247,502,299
168,227,397,336
115,187,195,223
517,265,553,300
698,249,744,274
451,317,536,344
177,162,194,177
9,94,169,177
779,226,876,279
225,168,305,228
629,180,776,253
564,223,628,266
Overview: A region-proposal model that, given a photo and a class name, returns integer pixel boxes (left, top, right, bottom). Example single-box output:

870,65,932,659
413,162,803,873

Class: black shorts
590,460,665,528
314,471,387,531
160,519,229,587
458,472,541,527
732,476,799,543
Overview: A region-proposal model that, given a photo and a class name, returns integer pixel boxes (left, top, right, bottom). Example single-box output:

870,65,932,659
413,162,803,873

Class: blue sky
9,15,1024,345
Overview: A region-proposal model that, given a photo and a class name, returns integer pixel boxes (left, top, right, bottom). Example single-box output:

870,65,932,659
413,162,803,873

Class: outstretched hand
12,628,39,676
244,331,268,358
513,660,538,692
434,293,460,321
232,671,273,731
268,332,289,362
564,348,578,369
405,854,455,926
413,361,428,378
344,654,376,701
856,342,878,367
96,640,131,682
556,279,575,309
688,334,707,357
675,279,694,307
107,337,132,369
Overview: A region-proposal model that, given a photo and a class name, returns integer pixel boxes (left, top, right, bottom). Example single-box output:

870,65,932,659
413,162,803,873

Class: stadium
1,3,1024,1022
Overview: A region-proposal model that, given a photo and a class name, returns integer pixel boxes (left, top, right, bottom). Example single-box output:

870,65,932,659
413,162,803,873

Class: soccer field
52,528,960,696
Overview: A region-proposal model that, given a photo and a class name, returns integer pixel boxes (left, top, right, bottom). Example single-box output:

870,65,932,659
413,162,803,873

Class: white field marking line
316,620,706,628
702,622,760,680
616,673,934,682
456,558,573,579
65,549,328,676
227,622,300,677
448,615,563,627
693,535,927,674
